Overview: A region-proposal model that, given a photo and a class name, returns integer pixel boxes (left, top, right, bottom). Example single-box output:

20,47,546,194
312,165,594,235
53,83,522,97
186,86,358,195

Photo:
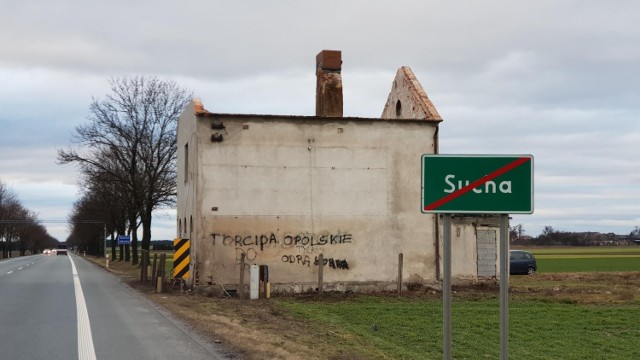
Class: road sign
117,235,131,245
422,154,533,214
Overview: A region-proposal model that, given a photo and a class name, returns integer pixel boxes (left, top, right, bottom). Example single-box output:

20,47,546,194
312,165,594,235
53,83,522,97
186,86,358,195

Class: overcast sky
1,1,639,241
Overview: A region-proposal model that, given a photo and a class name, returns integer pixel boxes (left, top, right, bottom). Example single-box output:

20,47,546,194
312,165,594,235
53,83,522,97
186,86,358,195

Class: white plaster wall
192,115,439,289
176,102,199,284
451,222,479,279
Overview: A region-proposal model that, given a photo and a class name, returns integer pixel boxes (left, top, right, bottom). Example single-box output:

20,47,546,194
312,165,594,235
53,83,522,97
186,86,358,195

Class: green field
536,257,640,273
278,296,640,359
521,246,640,273
274,247,640,359
526,247,640,256
105,249,174,276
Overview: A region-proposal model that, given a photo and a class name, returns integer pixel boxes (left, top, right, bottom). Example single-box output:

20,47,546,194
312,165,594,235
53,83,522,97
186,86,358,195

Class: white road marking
6,271,12,274
18,267,23,270
69,256,97,360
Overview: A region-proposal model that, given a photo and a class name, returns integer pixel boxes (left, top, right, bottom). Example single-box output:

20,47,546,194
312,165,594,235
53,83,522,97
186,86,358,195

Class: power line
0,220,104,224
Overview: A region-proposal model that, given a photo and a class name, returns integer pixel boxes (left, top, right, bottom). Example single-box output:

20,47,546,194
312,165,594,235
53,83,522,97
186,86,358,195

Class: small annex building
176,50,505,293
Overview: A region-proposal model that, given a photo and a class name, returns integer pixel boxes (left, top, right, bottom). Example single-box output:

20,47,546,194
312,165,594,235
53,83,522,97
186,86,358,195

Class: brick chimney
316,50,343,117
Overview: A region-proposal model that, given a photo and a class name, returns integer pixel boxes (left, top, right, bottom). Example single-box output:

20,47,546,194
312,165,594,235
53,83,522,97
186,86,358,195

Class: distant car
43,249,51,255
510,250,537,275
56,244,68,256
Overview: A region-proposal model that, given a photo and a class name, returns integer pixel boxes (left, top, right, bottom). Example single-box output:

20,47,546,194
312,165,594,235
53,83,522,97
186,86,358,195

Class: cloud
1,0,640,239
0,147,77,184
6,181,77,242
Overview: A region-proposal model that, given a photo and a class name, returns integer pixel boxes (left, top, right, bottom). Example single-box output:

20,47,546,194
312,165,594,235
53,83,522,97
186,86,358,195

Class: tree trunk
127,213,139,265
131,236,138,265
141,210,152,252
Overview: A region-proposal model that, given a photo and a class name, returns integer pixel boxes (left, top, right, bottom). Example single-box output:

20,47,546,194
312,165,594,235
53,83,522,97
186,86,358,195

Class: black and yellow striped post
173,238,190,279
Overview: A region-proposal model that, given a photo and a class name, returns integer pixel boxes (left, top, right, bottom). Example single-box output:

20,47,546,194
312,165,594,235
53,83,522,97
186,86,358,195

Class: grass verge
277,294,640,359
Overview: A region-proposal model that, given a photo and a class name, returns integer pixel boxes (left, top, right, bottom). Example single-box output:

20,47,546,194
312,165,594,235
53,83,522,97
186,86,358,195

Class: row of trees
510,224,638,246
58,76,191,263
0,181,58,257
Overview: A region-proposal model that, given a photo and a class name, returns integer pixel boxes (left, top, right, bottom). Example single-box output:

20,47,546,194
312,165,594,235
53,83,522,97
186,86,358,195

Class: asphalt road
0,254,228,360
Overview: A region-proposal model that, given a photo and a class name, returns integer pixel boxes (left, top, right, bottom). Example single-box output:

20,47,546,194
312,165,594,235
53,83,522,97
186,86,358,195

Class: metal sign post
442,214,452,360
499,215,509,359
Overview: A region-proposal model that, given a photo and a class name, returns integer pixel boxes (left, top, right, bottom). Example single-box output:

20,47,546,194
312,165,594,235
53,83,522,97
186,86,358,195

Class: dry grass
86,255,332,359
147,294,340,360
510,271,640,304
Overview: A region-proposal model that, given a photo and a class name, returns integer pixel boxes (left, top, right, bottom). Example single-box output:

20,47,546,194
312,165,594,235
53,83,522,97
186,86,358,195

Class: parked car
510,250,537,275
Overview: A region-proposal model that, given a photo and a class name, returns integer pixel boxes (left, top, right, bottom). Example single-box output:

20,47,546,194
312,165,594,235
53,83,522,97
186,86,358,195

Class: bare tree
67,192,107,256
59,76,191,264
0,182,20,257
78,166,137,260
509,224,525,243
16,211,49,255
0,180,57,256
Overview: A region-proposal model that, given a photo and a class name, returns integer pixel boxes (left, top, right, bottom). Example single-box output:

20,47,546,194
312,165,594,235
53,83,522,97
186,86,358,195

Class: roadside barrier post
151,253,158,287
397,253,403,295
156,253,166,293
259,265,270,299
318,254,324,296
239,253,246,298
140,250,148,285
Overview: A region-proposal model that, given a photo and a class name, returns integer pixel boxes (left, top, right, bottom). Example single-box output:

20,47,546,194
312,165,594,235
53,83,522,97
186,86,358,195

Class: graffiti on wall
314,256,349,270
279,255,349,269
212,231,352,270
211,232,352,250
281,254,311,267
235,247,257,261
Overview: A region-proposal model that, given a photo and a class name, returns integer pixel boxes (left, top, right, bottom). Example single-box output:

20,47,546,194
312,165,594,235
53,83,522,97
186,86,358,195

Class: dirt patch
146,292,320,360
510,272,640,304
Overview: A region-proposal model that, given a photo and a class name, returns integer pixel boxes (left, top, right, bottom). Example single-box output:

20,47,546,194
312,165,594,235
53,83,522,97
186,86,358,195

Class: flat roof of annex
193,110,442,125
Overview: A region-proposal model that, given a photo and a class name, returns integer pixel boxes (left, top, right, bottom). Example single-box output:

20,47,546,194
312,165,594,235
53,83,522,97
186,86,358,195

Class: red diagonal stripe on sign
424,157,531,211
